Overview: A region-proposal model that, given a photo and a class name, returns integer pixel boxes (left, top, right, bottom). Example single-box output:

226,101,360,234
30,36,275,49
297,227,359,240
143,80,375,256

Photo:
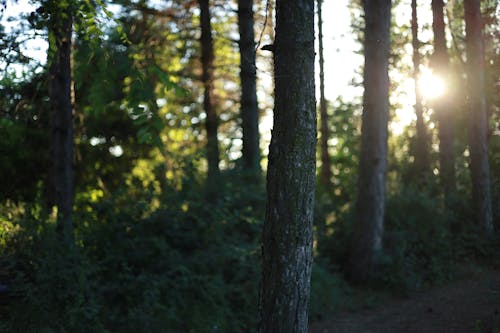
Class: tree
348,0,391,283
432,0,456,204
259,1,316,332
317,0,332,188
464,0,493,233
411,0,430,183
47,0,74,243
238,0,261,174
198,0,220,198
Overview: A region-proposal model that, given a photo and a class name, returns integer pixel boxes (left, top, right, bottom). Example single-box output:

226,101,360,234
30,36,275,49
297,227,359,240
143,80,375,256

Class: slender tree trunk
411,0,430,183
259,1,316,332
432,0,456,204
238,0,261,175
198,0,220,199
349,0,391,284
464,0,493,233
48,5,74,244
317,0,332,188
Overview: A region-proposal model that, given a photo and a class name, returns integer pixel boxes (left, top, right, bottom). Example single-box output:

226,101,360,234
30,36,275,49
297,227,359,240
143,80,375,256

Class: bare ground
310,268,500,333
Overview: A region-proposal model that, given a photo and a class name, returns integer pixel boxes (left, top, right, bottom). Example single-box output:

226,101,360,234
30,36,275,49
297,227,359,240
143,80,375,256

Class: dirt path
310,269,500,333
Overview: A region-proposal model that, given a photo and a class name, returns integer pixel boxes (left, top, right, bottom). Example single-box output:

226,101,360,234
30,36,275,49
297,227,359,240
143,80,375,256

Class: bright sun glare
419,69,445,99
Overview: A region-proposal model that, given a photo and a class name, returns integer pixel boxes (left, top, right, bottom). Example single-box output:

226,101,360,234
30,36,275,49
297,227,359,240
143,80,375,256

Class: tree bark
198,0,220,199
238,0,261,175
317,0,332,188
259,1,316,332
464,0,493,233
349,0,391,284
432,0,456,204
48,3,74,243
411,0,430,183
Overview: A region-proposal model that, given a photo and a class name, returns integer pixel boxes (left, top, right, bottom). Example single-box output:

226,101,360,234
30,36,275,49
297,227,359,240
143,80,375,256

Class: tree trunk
238,0,261,175
198,0,220,199
317,0,332,188
464,0,493,233
48,4,74,244
432,0,456,204
411,0,430,183
348,0,391,284
259,1,316,332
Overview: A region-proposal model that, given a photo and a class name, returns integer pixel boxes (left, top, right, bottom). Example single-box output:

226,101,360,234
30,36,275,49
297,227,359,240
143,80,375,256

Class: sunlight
419,68,445,99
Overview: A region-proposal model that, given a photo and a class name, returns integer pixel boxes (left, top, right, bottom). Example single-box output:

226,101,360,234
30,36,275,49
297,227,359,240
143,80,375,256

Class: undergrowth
1,177,498,332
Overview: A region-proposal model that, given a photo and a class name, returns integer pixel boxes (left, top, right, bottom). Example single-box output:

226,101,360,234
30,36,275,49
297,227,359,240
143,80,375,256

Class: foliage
309,262,353,321
379,187,499,291
0,205,102,333
0,168,266,333
0,72,50,202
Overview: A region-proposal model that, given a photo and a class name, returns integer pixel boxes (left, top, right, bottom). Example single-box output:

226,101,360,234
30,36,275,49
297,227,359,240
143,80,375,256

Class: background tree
464,0,493,233
238,0,261,175
46,0,75,243
432,0,456,205
260,1,316,332
198,0,220,199
410,0,430,183
317,0,332,188
349,0,391,284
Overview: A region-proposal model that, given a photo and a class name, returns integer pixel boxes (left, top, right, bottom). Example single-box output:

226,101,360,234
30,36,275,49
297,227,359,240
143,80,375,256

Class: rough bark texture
349,0,391,284
411,0,430,182
317,0,332,188
238,0,261,174
464,0,493,233
198,0,220,198
48,5,74,243
259,1,316,332
432,0,456,204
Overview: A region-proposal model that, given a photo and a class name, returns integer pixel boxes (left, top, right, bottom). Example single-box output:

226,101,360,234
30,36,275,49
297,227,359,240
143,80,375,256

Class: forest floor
309,267,500,333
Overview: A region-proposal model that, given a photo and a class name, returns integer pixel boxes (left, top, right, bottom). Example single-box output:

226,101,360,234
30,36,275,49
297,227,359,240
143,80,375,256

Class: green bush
379,187,455,290
0,170,265,333
0,207,101,333
309,262,352,321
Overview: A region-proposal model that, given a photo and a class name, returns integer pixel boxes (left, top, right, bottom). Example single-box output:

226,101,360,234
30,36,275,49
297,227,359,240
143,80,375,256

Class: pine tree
238,0,261,175
349,0,391,283
432,0,456,204
259,1,316,332
464,0,493,233
198,0,220,199
47,0,74,243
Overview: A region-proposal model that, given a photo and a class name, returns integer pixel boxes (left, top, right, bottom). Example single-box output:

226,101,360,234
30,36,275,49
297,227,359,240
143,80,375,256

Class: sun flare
419,69,445,99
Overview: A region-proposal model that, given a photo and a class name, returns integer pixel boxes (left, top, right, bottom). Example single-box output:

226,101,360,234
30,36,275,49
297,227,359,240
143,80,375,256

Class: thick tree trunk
464,0,493,233
238,0,261,174
259,1,316,332
432,0,456,204
198,0,220,198
411,0,430,183
48,6,74,243
317,0,332,188
349,0,391,284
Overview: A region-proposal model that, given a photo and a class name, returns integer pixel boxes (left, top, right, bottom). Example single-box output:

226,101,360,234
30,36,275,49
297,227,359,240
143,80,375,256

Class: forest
0,0,499,332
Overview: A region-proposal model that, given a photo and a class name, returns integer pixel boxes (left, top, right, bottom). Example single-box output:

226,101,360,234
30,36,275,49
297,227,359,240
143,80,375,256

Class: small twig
255,0,271,51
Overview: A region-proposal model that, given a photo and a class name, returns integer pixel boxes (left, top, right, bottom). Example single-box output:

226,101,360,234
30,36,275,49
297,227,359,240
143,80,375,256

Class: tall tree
238,0,261,174
259,1,316,332
47,0,74,243
464,0,493,233
317,0,332,188
198,0,220,198
349,0,391,283
411,0,430,182
432,0,456,204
